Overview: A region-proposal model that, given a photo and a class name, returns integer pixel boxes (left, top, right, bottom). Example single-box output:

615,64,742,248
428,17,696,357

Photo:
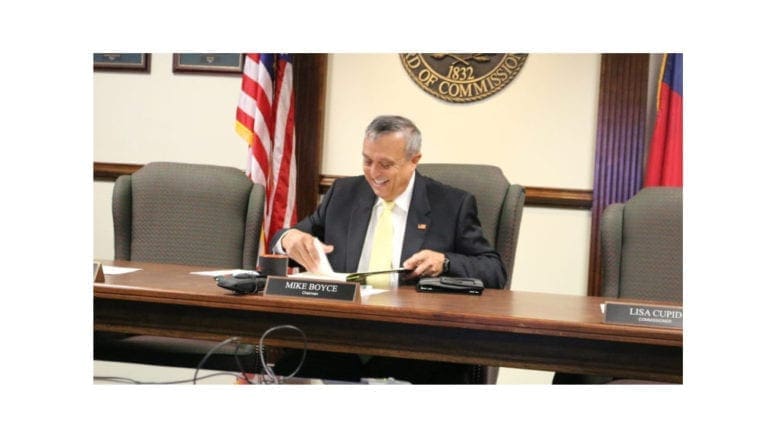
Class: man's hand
281,229,333,273
403,249,445,279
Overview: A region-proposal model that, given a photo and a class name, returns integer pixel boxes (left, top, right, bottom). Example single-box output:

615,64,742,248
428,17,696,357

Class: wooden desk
94,261,682,382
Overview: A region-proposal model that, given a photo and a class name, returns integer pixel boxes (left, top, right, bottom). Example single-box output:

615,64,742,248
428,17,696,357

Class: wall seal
400,53,528,103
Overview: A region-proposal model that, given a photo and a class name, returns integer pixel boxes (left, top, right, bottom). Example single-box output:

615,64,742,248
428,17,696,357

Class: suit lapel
346,179,375,272
402,173,431,263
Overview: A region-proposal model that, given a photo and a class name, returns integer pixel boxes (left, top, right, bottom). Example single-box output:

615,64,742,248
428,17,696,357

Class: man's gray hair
364,115,422,158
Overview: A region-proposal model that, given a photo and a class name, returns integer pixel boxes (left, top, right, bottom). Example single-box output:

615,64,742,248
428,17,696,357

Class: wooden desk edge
94,284,682,348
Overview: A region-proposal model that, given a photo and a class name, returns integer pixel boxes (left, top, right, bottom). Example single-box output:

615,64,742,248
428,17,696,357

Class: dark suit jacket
271,171,506,289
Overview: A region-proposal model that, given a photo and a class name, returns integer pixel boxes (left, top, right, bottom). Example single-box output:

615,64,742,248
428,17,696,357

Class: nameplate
264,277,359,301
93,261,105,283
603,302,683,329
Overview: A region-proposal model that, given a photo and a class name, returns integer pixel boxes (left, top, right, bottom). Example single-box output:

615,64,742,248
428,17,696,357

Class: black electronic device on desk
215,271,267,295
416,276,484,295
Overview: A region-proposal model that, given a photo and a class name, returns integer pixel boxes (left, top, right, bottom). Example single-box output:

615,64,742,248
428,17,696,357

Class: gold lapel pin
417,224,427,230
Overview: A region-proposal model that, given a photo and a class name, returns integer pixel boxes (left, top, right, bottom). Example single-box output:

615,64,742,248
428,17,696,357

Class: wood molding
94,54,328,220
95,164,593,210
319,174,591,209
93,162,142,181
318,174,339,194
524,187,591,209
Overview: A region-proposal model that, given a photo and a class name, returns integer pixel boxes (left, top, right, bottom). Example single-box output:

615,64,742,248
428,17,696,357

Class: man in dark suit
270,115,506,383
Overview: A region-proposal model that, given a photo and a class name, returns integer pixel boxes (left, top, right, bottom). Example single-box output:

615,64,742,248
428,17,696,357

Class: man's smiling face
362,131,421,202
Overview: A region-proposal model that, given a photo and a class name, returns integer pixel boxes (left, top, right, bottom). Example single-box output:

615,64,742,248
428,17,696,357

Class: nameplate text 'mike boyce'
264,277,359,302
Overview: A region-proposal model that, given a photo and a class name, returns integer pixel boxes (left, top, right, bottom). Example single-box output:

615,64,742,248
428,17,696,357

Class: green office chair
417,163,526,384
600,187,683,303
94,161,265,372
553,187,682,384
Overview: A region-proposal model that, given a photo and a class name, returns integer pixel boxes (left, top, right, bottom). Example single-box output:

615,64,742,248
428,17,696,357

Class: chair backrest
600,187,682,302
113,162,265,270
417,163,526,288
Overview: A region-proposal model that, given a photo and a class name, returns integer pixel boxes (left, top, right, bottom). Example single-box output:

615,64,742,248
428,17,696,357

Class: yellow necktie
367,200,395,289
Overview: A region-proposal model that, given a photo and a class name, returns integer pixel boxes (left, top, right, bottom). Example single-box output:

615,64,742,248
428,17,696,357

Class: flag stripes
236,53,297,257
645,53,683,187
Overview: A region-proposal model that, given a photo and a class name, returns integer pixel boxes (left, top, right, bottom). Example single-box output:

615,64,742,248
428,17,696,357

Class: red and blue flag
645,53,683,187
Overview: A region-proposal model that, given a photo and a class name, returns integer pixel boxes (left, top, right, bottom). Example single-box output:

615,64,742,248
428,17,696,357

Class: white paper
293,239,393,295
190,269,256,277
359,285,391,297
311,238,336,275
291,271,349,282
102,266,142,275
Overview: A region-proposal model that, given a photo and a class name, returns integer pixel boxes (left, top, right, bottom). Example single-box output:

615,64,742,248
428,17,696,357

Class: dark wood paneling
293,54,328,219
588,54,650,296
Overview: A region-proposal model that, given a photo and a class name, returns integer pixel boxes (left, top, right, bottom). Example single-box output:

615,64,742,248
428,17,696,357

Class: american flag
235,53,297,255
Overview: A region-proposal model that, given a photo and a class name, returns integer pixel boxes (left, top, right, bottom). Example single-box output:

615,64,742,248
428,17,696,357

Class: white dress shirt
273,172,416,287
357,172,415,287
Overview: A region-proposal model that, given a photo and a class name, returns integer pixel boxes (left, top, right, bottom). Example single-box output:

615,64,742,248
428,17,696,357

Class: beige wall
322,54,598,188
93,53,602,383
320,54,600,299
